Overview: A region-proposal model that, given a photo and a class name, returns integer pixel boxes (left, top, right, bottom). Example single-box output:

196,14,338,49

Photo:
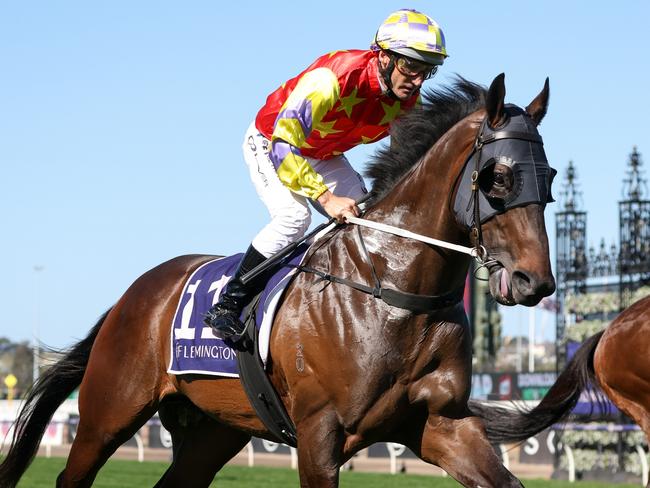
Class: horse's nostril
512,270,555,297
512,270,532,291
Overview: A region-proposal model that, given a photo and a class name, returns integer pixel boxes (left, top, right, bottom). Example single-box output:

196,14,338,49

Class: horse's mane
366,76,487,200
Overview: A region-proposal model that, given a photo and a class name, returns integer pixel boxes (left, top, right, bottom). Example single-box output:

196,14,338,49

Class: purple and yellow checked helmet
371,9,448,66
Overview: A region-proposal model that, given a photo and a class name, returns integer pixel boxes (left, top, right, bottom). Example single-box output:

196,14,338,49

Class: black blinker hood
453,105,556,228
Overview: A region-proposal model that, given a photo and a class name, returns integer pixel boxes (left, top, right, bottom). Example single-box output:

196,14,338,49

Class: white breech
242,122,367,258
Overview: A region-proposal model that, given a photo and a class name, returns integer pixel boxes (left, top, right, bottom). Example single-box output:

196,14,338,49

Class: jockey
205,8,448,340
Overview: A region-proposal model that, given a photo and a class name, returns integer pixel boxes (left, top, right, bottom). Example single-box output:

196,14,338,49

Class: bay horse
0,74,556,488
469,294,650,486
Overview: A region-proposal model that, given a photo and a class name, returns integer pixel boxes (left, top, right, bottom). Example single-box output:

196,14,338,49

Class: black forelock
365,76,488,201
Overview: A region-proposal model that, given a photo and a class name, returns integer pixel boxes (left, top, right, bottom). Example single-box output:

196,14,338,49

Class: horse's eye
479,162,514,200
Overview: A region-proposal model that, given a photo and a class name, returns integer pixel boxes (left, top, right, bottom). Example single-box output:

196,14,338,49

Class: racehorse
469,294,650,487
0,74,556,488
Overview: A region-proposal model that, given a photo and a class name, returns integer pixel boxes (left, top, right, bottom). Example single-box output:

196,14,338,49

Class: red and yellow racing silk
255,50,419,199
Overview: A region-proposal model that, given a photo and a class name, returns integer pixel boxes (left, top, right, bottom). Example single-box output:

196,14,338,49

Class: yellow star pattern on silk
337,87,365,117
360,133,382,144
379,100,401,126
314,119,342,138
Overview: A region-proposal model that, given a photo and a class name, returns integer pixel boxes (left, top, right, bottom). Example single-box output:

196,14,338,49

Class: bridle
454,106,554,267
466,118,542,261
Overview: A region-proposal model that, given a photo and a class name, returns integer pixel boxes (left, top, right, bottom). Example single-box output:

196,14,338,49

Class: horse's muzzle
510,268,555,306
488,266,555,306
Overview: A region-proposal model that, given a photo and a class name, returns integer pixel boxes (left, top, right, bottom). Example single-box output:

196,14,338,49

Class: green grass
15,457,642,487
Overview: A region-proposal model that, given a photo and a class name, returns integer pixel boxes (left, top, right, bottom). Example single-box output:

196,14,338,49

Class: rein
345,215,481,258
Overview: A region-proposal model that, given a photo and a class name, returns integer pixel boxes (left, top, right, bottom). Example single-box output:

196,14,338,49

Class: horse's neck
362,122,476,295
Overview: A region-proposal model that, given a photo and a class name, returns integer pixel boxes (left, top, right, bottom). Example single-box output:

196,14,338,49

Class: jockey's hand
317,190,359,223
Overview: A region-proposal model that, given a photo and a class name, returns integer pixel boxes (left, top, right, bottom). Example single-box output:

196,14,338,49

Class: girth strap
236,295,298,447
295,264,464,314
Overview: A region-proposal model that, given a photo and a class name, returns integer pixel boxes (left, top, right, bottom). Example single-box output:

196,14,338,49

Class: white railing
3,410,646,485
553,423,648,486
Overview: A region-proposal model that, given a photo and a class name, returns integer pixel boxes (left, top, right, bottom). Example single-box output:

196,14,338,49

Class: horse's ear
486,73,506,128
525,77,550,126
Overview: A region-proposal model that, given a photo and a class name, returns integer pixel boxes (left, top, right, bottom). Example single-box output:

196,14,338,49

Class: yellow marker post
4,374,17,403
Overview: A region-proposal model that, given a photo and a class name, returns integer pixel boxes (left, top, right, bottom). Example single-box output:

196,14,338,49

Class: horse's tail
0,308,112,488
469,330,606,445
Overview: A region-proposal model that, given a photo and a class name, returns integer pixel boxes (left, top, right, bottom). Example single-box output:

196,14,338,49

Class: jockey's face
378,51,426,101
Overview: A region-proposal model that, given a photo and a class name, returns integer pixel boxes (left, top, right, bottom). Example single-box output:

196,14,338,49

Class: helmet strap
378,53,399,100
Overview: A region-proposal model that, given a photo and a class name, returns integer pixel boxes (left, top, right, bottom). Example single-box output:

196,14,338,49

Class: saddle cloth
167,245,308,377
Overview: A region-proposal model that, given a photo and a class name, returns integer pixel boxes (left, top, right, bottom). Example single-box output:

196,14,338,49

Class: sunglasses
394,56,438,80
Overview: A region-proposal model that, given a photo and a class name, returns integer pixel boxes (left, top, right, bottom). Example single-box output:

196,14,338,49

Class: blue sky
1,2,649,349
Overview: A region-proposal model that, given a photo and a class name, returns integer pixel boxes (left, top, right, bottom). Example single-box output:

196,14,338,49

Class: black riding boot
204,245,267,340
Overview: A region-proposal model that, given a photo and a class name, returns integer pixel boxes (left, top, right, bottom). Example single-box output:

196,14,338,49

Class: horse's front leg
295,409,344,488
408,414,523,488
